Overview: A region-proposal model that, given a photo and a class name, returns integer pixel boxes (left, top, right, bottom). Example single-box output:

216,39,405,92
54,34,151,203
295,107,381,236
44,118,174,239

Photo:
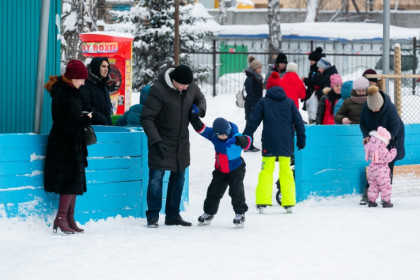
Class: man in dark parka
79,57,113,125
141,65,206,227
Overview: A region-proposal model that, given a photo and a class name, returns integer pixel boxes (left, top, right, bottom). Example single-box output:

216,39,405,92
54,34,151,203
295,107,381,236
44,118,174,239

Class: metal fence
179,37,420,124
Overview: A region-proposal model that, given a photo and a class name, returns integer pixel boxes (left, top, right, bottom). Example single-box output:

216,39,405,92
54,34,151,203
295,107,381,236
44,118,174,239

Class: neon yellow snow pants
255,156,296,207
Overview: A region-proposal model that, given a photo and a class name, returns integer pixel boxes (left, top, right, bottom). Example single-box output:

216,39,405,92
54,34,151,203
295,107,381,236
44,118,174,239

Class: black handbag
83,125,97,146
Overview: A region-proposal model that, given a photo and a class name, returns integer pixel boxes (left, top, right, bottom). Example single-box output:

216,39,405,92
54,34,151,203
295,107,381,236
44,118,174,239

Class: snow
2,9,420,279
1,93,419,280
218,22,420,41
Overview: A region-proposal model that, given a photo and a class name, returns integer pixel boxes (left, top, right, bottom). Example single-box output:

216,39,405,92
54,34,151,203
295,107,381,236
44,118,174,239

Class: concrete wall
208,9,420,28
0,126,189,224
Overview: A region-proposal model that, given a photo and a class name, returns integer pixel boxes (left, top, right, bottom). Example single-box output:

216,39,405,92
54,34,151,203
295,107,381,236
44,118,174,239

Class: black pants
203,161,248,215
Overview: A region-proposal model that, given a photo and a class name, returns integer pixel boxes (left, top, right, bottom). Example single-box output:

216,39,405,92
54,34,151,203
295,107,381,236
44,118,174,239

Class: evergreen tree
113,1,217,90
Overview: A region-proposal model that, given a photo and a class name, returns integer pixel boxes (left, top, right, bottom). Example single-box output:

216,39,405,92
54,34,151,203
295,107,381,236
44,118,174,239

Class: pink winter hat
369,126,391,145
330,74,343,87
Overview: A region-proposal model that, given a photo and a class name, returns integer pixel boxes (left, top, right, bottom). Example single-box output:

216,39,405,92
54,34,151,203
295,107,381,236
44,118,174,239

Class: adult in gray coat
141,65,206,227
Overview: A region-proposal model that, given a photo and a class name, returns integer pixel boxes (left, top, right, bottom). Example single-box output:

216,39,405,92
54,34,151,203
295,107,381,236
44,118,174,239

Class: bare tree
267,0,281,53
218,0,227,25
61,0,99,63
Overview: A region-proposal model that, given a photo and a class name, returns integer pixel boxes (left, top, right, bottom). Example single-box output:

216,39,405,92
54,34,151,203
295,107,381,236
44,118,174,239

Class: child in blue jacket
190,108,251,227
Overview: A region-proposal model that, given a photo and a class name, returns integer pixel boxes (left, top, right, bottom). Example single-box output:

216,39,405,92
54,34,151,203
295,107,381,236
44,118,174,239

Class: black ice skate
198,213,214,225
382,201,393,208
233,214,245,228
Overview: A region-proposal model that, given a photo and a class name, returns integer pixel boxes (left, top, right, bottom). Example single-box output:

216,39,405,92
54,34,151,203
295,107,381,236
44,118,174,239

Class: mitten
226,137,236,147
298,145,305,150
235,136,250,149
153,142,167,160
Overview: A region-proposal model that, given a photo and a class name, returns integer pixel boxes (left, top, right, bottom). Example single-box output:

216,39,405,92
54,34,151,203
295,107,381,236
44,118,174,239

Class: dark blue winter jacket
243,86,306,157
198,122,251,173
359,91,405,161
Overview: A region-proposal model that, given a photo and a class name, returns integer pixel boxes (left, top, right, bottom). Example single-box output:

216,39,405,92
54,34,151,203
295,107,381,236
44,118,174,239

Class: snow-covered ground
1,92,419,280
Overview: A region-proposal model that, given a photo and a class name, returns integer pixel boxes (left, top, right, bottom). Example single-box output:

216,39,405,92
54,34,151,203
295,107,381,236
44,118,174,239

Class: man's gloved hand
190,104,205,118
298,145,305,150
235,136,250,149
153,142,167,160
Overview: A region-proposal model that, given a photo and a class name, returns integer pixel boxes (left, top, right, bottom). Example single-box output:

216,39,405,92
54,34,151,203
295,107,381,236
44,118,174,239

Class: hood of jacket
245,67,263,82
265,86,287,101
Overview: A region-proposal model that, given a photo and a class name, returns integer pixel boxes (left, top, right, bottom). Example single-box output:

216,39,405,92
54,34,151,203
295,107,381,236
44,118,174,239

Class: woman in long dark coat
44,59,91,234
359,85,405,206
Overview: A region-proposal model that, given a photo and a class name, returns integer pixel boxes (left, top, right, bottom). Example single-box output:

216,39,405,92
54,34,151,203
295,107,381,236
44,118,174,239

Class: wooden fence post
394,44,402,116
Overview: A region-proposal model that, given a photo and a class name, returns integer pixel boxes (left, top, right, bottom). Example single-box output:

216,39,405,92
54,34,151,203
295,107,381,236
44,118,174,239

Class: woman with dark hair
244,56,263,152
44,59,91,234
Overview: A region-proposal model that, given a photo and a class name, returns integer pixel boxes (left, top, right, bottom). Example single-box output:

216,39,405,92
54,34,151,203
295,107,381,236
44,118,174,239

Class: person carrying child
190,108,251,227
364,126,397,208
243,86,306,213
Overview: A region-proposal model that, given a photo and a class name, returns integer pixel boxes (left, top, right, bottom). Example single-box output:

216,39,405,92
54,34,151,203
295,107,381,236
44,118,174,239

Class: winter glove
190,104,205,118
189,105,204,131
153,142,167,160
235,136,250,149
225,137,235,147
298,145,305,150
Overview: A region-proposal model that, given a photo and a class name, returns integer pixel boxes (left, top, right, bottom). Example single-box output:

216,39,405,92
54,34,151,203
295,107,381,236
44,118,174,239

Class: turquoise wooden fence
1,125,418,222
0,126,189,224
294,124,420,202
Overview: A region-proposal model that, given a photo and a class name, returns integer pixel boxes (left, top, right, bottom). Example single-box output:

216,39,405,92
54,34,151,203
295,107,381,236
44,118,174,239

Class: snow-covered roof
218,22,420,41
82,31,135,39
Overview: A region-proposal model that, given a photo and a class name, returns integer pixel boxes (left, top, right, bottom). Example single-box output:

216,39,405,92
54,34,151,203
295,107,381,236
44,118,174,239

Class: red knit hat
64,59,88,80
266,71,282,90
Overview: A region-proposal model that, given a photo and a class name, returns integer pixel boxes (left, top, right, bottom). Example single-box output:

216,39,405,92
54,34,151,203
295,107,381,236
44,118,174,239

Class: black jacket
314,65,338,100
141,67,206,171
44,77,90,195
79,57,112,125
244,68,263,105
360,91,405,161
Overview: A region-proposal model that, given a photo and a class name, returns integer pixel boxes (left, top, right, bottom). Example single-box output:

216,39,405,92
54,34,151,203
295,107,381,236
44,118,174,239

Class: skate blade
234,223,244,228
198,221,211,226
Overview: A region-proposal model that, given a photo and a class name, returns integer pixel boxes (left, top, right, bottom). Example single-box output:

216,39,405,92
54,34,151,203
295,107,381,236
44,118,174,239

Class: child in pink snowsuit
364,126,397,208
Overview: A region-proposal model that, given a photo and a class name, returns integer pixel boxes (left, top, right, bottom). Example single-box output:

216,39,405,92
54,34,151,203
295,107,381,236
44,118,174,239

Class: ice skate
198,213,214,226
233,214,245,228
284,206,293,214
256,205,267,214
368,201,378,208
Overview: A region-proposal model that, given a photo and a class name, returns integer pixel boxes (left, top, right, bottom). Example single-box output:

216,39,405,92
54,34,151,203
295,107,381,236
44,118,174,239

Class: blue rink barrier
294,124,420,202
0,126,189,224
1,125,418,222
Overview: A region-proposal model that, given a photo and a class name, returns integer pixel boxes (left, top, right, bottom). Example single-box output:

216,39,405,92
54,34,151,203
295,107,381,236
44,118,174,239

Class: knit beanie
369,126,391,146
212,118,232,136
317,57,332,70
64,59,88,80
363,68,378,82
341,81,353,99
249,59,263,71
286,62,298,73
353,77,370,90
266,71,282,90
308,47,324,62
275,52,288,64
330,74,343,87
169,64,193,85
367,86,384,111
